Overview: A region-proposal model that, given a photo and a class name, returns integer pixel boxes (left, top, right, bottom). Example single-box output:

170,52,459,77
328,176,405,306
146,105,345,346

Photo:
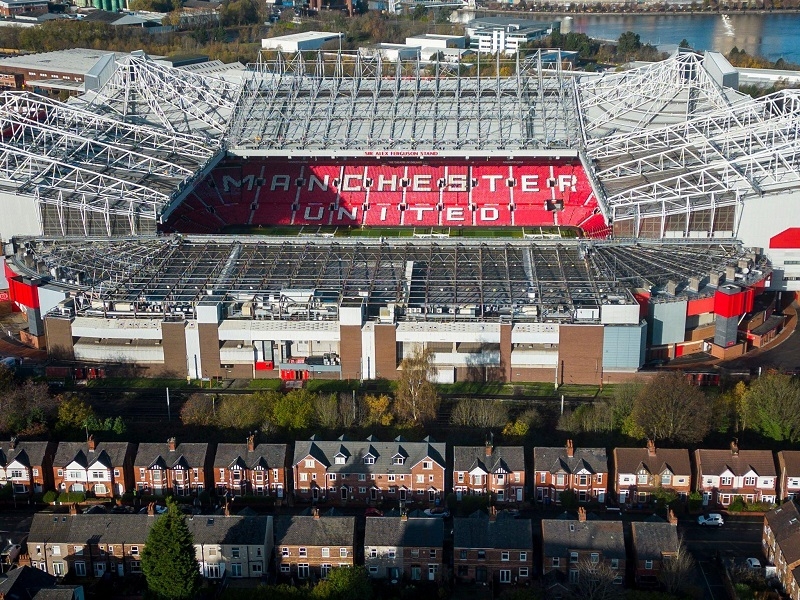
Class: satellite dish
742,267,750,274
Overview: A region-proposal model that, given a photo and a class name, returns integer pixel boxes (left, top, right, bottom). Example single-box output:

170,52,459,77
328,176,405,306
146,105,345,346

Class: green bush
42,490,58,503
688,491,703,513
58,491,86,503
729,496,746,513
0,483,12,500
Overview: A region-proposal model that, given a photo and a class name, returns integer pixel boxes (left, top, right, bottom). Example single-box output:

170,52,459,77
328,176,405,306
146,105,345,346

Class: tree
311,565,371,600
314,393,341,429
363,394,393,427
141,499,201,600
616,31,642,59
56,395,96,431
269,389,315,431
450,399,508,428
631,372,711,444
180,393,217,426
394,348,439,425
569,559,624,600
678,38,691,48
746,372,800,442
659,536,695,596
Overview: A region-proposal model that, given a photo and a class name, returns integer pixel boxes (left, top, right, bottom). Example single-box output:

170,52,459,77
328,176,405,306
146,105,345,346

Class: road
679,514,764,600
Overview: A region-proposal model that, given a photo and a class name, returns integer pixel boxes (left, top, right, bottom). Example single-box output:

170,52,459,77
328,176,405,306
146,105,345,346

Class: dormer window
364,456,375,465
661,472,671,485
335,455,346,465
393,456,404,465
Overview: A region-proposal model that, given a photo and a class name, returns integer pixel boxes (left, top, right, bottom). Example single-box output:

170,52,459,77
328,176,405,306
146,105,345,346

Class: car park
697,513,724,526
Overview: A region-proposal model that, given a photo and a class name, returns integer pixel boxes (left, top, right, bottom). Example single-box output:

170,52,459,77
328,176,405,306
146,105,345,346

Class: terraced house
1,437,55,496
364,514,444,582
275,509,356,581
695,441,777,508
134,437,210,496
292,435,446,505
52,436,133,497
763,502,800,599
614,441,691,505
534,440,608,504
213,435,289,500
453,439,526,503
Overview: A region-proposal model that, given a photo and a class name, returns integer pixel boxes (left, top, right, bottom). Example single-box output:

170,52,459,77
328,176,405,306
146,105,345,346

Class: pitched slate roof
453,445,525,474
213,442,288,470
631,521,678,562
364,517,444,548
453,514,533,550
696,448,776,477
766,502,800,565
28,513,271,547
779,451,800,477
134,441,209,469
293,436,446,475
541,518,625,559
275,515,355,548
0,565,60,599
53,441,131,469
614,446,691,477
534,446,608,474
5,441,51,468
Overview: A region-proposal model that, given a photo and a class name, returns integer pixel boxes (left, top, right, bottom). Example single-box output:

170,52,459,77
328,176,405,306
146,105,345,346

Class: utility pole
166,387,171,421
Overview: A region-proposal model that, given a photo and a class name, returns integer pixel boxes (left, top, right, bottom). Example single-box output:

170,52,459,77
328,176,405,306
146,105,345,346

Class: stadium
0,48,798,384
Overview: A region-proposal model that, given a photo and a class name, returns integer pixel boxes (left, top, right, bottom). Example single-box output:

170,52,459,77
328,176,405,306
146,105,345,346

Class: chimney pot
489,506,497,522
168,437,177,452
224,502,230,517
247,434,255,453
400,510,408,522
578,506,586,522
69,503,78,516
647,439,656,456
312,507,320,520
566,439,574,458
88,435,96,452
668,509,678,525
731,438,739,455
147,502,155,516
9,436,17,451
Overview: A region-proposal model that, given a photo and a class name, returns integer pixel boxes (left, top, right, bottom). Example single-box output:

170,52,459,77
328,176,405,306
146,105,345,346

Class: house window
370,548,377,558
10,469,24,479
130,561,141,573
412,549,420,558
321,564,332,579
500,569,511,583
52,547,61,556
477,550,486,559
744,476,756,486
661,472,671,485
458,473,464,483
417,475,424,484
611,559,619,569
359,474,366,481
364,456,375,464
299,547,307,557
57,469,64,477
232,548,240,559
369,566,379,575
388,549,396,559
74,562,86,577
637,473,648,485
298,564,310,579
423,461,432,470
590,553,599,564
305,460,315,468
282,548,289,557
335,456,346,465
430,549,436,558
570,552,578,564
579,475,588,486
519,567,529,577
388,474,395,482
256,548,262,557
300,473,308,482
393,457,404,465
328,474,336,481
340,548,347,558
501,551,509,561
231,563,242,577
645,559,653,570
552,557,560,567
596,473,602,484
53,563,64,576
540,472,546,483
460,550,468,560
569,569,579,584
139,468,145,478
322,548,330,558
108,546,114,554
74,546,83,555
131,546,139,556
556,474,565,486
519,552,527,561
721,476,733,486
252,563,262,574
281,565,290,573
33,468,39,477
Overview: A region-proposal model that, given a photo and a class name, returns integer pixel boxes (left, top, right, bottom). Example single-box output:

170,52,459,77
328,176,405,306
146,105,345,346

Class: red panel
769,228,800,249
714,288,754,318
7,276,39,309
255,361,274,371
675,344,685,358
687,296,715,317
633,292,650,319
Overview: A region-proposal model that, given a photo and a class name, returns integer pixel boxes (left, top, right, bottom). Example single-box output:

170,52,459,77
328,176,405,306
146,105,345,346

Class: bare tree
632,371,712,443
451,399,508,428
569,560,625,600
314,393,340,429
394,348,439,425
659,536,695,596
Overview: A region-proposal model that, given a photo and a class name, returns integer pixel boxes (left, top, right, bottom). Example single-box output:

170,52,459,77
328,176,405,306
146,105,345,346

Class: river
457,11,800,63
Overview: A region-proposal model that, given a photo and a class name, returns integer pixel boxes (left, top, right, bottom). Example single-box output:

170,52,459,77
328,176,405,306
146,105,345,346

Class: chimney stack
147,502,155,516
578,506,586,523
224,502,230,517
312,507,320,520
87,435,96,452
247,433,255,453
400,509,408,522
731,438,739,456
646,439,656,457
566,439,574,458
485,432,494,457
69,503,78,516
9,437,17,451
488,506,497,522
667,509,678,525
168,437,177,452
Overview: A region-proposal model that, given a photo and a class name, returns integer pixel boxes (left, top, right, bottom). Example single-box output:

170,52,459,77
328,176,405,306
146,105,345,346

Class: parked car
365,507,383,517
746,557,762,570
697,513,724,527
423,507,450,518
83,505,107,514
139,505,168,515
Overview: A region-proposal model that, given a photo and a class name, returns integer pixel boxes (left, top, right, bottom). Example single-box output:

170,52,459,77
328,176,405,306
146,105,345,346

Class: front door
117,563,124,576
428,565,437,581
95,563,105,577
276,484,284,498
400,488,407,501
428,490,435,502
476,567,487,583
516,488,523,502
312,487,319,501
370,487,378,501
341,486,348,500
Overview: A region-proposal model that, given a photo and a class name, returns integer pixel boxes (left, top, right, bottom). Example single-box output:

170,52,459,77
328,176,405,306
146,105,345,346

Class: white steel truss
227,49,581,152
0,90,219,236
84,51,240,138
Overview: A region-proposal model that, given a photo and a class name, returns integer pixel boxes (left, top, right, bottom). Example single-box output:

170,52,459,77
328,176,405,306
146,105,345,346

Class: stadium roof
10,237,766,322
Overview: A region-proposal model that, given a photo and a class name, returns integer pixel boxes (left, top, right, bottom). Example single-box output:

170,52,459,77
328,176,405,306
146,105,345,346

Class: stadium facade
1,48,798,383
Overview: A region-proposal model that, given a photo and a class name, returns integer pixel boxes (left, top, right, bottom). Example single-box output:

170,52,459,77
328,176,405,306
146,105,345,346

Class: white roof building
261,31,343,53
